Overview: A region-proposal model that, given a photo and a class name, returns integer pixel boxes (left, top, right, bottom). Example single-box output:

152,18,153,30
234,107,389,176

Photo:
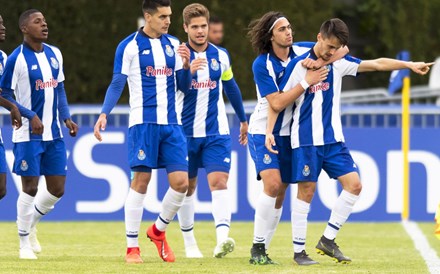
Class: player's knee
172,178,188,193
22,185,38,196
353,181,362,195
50,188,64,198
265,181,281,197
348,181,362,195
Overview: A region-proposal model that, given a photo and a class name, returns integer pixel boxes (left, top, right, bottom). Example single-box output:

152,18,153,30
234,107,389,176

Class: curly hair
247,11,287,54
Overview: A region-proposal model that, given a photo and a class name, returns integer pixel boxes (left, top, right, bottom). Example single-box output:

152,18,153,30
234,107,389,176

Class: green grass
0,221,434,273
418,222,440,256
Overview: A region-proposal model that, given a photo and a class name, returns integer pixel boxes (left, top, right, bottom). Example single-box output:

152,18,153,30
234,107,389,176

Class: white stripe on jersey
36,53,56,141
193,52,208,136
0,50,6,143
151,39,169,124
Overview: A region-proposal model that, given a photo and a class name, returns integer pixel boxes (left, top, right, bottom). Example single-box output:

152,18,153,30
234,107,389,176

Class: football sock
253,192,276,245
124,188,145,248
323,190,359,240
31,189,60,228
177,194,197,247
291,198,310,253
266,206,282,250
155,187,186,232
212,189,231,245
17,192,35,249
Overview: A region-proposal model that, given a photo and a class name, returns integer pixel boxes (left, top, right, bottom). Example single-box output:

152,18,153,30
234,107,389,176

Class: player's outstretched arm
358,58,434,74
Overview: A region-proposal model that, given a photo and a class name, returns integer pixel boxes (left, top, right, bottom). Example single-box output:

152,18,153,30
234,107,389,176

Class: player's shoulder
163,34,180,47
43,43,62,55
117,31,138,48
208,43,229,60
0,49,6,58
252,53,270,68
343,54,362,64
5,45,24,63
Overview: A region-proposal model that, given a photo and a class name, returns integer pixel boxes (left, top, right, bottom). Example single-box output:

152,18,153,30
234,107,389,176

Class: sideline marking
402,221,440,274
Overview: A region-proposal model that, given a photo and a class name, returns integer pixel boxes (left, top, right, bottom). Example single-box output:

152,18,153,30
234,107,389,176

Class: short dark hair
319,18,349,46
209,15,222,24
142,0,171,14
18,9,41,29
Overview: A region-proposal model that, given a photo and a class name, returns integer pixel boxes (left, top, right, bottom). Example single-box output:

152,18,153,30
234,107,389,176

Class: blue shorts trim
187,135,231,179
292,142,358,182
248,134,293,183
128,123,188,173
12,139,67,176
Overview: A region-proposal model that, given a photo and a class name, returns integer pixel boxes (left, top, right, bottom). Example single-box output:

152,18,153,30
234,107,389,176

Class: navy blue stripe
19,233,29,236
328,222,340,230
126,234,138,238
34,205,45,216
215,223,230,229
293,241,305,245
159,216,170,225
181,227,193,232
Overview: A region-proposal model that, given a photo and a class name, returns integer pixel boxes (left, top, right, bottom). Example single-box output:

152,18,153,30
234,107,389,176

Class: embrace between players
0,0,432,266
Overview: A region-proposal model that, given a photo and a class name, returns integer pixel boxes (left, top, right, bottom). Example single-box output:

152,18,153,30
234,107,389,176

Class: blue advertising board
0,126,438,221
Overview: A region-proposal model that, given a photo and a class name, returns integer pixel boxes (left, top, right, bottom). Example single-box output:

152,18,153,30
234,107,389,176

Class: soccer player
93,0,193,264
0,14,23,200
176,3,248,259
246,11,344,265
267,18,432,264
208,15,224,46
0,9,78,260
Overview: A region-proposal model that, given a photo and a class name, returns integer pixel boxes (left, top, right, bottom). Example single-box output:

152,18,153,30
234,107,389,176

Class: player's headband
268,17,286,33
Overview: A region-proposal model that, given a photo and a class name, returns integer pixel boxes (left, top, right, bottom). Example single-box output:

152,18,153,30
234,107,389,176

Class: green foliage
0,221,432,273
0,0,439,103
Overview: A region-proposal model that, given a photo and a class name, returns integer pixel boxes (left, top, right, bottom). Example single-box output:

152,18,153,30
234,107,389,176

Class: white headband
268,17,286,33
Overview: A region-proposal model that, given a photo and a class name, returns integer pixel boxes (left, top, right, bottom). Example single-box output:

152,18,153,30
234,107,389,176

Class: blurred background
1,0,439,104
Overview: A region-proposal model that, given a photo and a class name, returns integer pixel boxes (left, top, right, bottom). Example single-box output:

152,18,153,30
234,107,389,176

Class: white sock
323,190,359,240
253,192,276,245
266,206,282,250
177,194,197,247
291,198,310,253
31,189,60,228
17,192,35,249
155,187,186,232
124,188,146,248
212,189,231,245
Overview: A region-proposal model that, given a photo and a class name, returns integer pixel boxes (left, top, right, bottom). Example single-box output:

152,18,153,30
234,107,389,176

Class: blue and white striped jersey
114,30,185,127
279,49,361,148
0,49,7,143
0,50,6,77
0,43,64,142
248,42,314,136
177,43,233,137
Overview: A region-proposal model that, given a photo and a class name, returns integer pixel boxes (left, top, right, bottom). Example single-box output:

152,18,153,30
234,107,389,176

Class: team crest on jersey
137,150,146,160
263,154,272,164
210,58,219,71
302,165,310,176
20,160,29,171
0,63,3,76
165,45,174,57
50,57,59,69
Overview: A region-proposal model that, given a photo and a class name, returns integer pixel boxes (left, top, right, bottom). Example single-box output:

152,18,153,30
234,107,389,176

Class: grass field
0,221,438,273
